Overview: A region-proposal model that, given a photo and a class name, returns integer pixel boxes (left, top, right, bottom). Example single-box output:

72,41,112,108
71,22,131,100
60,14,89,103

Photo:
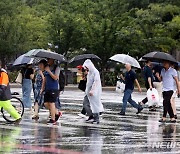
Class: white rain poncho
83,59,104,113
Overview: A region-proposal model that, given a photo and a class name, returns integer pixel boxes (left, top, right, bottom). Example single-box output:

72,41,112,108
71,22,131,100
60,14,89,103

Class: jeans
121,89,141,113
55,96,61,110
162,91,174,118
22,79,32,108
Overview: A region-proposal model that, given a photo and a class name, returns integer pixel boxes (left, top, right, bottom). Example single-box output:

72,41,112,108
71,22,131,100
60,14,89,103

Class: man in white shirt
156,61,180,123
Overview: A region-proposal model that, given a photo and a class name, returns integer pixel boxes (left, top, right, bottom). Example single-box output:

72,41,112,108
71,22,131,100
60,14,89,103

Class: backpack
53,65,65,91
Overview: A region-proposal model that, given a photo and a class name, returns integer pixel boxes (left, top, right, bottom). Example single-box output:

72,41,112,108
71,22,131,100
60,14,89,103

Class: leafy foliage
0,0,179,66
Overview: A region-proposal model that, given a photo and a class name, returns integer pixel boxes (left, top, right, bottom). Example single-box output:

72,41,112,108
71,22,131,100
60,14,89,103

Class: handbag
78,80,87,92
15,72,22,84
116,81,125,93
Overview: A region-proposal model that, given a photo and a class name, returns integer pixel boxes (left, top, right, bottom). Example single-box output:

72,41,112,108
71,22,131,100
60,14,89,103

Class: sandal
32,115,39,120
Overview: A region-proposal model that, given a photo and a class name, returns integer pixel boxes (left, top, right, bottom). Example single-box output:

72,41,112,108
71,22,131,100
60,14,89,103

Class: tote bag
15,72,22,84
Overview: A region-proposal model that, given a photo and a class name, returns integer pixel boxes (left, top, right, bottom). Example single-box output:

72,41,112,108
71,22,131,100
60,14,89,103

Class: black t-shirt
125,70,137,90
21,68,34,79
143,65,153,88
152,65,163,82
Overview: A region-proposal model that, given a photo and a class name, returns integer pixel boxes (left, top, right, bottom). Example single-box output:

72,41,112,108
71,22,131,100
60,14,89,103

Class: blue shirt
161,67,177,91
44,70,59,91
125,70,137,90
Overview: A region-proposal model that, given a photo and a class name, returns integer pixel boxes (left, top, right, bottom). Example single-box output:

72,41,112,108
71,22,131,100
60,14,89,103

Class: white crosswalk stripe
0,88,180,153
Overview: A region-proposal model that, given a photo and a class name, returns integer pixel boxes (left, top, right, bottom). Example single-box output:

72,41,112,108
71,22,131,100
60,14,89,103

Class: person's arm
120,74,125,81
45,66,59,80
41,77,46,93
155,72,162,81
40,71,45,93
174,76,180,95
148,77,153,89
135,79,142,93
30,69,35,80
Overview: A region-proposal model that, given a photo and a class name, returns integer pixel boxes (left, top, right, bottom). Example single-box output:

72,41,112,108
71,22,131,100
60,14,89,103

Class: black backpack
53,65,65,91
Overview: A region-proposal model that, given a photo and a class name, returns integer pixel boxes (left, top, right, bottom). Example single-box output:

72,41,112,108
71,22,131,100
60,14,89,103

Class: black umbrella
25,49,67,63
142,51,177,63
69,54,101,66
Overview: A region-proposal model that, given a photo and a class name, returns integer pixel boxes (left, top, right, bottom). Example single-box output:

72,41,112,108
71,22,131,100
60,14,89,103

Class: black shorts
44,90,59,103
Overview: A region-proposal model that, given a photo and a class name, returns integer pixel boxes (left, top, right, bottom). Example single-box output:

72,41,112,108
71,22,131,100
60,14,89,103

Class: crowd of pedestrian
0,54,180,126
20,58,62,125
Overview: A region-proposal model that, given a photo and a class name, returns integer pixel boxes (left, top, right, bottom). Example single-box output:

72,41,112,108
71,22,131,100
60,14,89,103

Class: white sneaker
78,113,86,118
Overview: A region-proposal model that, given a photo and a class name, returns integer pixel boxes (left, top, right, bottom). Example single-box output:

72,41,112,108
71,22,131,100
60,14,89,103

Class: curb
10,83,147,92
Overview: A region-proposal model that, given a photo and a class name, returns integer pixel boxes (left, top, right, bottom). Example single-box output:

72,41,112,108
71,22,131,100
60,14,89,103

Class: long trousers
162,91,174,118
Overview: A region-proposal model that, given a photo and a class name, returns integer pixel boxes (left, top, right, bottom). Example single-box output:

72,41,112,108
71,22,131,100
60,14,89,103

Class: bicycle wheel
1,96,24,122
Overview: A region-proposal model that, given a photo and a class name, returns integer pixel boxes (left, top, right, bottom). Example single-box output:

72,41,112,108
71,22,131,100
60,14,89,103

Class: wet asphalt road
0,88,180,154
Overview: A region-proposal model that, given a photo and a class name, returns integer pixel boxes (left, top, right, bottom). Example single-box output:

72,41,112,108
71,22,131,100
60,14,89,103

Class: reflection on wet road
0,89,180,153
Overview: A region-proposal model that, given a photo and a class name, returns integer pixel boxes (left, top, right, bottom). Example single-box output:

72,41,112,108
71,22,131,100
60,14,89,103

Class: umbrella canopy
25,49,66,62
138,57,146,62
142,51,177,64
13,54,34,66
109,54,141,68
69,54,101,66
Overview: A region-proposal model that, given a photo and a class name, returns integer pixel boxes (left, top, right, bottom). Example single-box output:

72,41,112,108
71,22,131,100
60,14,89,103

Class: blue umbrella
13,54,34,66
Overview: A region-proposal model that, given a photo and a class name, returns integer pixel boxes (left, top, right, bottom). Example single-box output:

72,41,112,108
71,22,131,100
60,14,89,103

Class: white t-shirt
161,67,177,91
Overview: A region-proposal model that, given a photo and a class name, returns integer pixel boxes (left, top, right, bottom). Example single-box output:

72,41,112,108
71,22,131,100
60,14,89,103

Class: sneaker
48,114,51,120
14,118,22,125
55,112,62,122
78,113,86,118
138,102,143,106
99,112,103,116
149,108,156,111
86,116,94,123
167,120,176,123
149,106,156,111
92,120,100,124
174,115,177,119
136,107,143,114
118,112,125,115
47,119,57,125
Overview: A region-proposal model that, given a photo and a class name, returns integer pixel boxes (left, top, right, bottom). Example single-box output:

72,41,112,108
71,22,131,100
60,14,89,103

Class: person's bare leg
44,102,50,110
171,97,176,115
32,102,39,119
49,103,56,121
55,109,59,115
34,103,39,116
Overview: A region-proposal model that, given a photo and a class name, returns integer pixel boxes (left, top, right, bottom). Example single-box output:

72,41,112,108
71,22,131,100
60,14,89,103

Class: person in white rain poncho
83,59,104,124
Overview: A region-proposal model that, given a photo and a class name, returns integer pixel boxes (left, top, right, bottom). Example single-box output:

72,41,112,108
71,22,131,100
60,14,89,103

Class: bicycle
0,92,24,123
